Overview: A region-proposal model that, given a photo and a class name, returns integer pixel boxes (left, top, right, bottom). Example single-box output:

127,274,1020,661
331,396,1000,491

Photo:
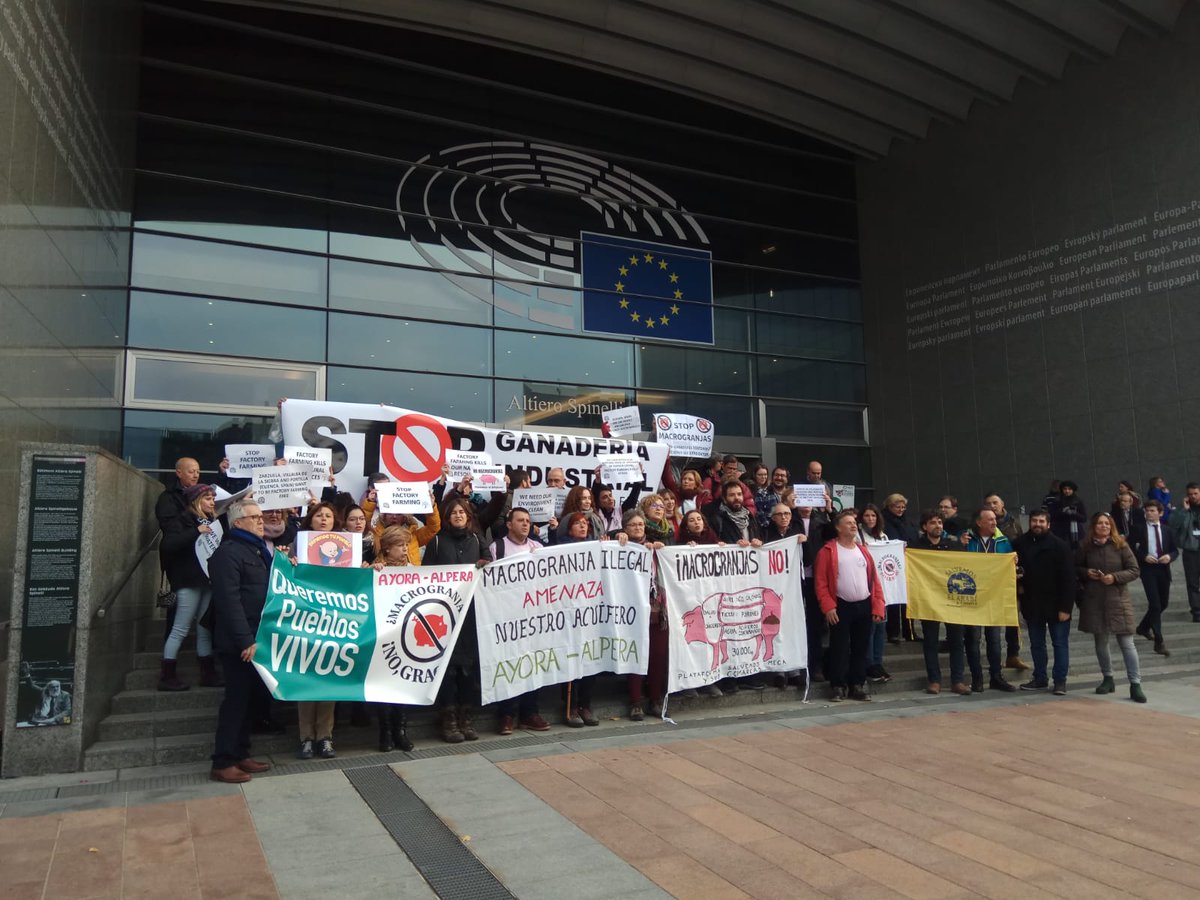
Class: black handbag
156,570,177,609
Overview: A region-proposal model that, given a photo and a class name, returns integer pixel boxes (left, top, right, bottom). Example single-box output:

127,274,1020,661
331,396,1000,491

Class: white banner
659,540,806,691
474,542,652,704
281,400,669,501
225,444,275,478
295,531,363,568
252,465,313,511
195,519,224,576
602,405,641,436
376,482,432,514
866,540,908,606
832,484,855,512
653,412,714,458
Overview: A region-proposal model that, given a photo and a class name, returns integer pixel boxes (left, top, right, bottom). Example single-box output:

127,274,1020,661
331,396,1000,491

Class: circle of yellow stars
614,251,683,330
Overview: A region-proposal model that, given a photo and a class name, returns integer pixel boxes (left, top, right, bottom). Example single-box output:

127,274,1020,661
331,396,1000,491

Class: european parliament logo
581,232,714,345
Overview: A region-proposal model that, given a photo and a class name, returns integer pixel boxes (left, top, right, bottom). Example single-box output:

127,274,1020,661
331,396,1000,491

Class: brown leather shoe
1005,655,1030,671
497,715,515,736
926,682,941,695
950,682,971,695
237,758,271,774
211,765,251,784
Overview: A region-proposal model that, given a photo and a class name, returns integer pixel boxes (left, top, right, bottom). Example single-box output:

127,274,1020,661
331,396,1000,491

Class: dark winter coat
1074,539,1139,635
208,531,272,655
1013,530,1074,621
882,509,919,546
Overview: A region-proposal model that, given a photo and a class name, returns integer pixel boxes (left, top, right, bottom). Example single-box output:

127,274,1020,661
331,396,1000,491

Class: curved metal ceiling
213,0,1189,157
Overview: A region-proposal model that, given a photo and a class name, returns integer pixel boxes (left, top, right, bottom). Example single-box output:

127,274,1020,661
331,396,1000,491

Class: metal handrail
94,531,162,620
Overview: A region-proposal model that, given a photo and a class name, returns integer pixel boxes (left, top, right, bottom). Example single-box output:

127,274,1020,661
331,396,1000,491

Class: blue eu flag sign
581,232,714,345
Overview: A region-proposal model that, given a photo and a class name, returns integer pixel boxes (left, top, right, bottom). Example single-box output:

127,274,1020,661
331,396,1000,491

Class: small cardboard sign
252,465,313,511
602,405,642,436
225,444,275,478
375,482,433,514
512,488,558,521
654,413,714,458
445,450,491,480
470,465,507,493
295,530,363,568
792,483,828,508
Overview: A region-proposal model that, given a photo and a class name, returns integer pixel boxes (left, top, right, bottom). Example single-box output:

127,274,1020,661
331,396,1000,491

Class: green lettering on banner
253,553,376,700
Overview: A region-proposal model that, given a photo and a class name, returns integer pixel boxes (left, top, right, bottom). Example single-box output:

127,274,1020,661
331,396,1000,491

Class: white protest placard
654,413,714,458
832,484,855,512
552,487,569,516
285,445,332,494
252,465,313,511
295,530,363,568
512,488,558,521
376,482,432,514
446,449,491,480
225,444,275,478
599,453,643,485
865,540,907,606
602,405,642,436
792,483,828,508
469,464,507,493
474,542,652,704
660,540,806,691
195,519,224,576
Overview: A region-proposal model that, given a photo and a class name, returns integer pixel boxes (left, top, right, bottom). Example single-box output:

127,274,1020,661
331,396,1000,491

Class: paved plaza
2,675,1199,899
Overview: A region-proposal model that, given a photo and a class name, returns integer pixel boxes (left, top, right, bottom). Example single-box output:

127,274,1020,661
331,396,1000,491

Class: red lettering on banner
380,414,451,481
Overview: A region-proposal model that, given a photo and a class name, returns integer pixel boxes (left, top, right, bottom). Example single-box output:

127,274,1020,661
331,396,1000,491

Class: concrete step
132,649,197,670
83,730,297,772
110,687,225,715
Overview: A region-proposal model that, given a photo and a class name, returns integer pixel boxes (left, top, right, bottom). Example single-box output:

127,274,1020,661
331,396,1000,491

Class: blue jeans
869,621,886,667
982,626,1003,678
1025,615,1070,684
922,621,975,685
164,586,212,659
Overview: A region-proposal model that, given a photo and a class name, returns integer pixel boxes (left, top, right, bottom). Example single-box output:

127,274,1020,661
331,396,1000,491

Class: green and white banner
253,553,478,704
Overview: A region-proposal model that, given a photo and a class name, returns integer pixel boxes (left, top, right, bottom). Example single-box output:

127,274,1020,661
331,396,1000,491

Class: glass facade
123,1,870,490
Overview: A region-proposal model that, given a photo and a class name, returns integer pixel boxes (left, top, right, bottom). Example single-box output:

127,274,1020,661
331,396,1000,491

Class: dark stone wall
857,4,1200,518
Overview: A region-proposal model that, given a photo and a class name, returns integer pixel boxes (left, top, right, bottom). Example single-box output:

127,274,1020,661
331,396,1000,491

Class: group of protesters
153,446,1193,784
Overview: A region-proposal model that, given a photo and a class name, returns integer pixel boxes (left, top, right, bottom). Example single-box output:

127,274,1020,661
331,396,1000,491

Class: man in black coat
1131,499,1177,655
703,479,764,546
1046,480,1087,549
1013,508,1074,694
209,499,274,783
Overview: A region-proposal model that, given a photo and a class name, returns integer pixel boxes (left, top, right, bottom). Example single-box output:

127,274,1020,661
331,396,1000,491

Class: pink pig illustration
680,588,783,670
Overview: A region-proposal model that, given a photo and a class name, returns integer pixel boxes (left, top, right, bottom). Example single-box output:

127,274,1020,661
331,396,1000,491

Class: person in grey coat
1074,512,1144,703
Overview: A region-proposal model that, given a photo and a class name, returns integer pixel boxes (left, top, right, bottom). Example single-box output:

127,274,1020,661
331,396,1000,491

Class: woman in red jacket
814,510,885,702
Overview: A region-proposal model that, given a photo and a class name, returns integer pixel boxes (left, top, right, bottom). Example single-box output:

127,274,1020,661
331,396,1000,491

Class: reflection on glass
494,331,634,386
637,344,751,394
327,313,491,375
764,403,865,440
123,410,274,475
131,233,327,307
331,231,491,275
327,366,491,421
129,292,326,361
755,314,864,361
634,389,755,439
493,280,582,334
137,221,327,253
493,379,634,431
328,259,492,325
756,357,865,403
131,356,318,408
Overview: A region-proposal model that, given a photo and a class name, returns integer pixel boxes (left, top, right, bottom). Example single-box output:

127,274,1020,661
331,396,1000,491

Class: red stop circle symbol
380,414,451,481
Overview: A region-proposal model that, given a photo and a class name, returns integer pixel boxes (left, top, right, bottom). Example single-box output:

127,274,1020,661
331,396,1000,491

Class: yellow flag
905,549,1018,626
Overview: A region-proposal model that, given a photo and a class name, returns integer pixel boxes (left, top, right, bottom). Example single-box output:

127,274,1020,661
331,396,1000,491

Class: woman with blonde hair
369,525,416,750
1075,512,1145,702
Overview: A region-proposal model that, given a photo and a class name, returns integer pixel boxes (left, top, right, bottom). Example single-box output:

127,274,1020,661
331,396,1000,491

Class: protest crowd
150,402,1193,785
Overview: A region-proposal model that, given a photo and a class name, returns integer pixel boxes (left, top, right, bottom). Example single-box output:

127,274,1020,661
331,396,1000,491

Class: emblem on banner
401,599,456,662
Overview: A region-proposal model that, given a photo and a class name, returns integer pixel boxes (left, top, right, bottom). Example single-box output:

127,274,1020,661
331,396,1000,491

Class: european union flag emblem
581,232,714,345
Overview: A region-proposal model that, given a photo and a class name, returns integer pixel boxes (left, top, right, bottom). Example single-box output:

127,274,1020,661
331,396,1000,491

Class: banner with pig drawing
659,539,806,691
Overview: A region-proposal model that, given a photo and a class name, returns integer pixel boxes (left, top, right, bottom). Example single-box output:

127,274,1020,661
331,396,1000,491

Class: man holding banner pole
914,509,973,695
964,509,1018,693
815,510,885,701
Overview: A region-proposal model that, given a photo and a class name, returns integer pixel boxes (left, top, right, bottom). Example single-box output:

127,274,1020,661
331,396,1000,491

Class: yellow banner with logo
905,550,1018,626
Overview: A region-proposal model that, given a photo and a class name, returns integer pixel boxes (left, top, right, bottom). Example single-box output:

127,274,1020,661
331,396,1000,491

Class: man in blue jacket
208,500,274,783
964,508,1017,693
